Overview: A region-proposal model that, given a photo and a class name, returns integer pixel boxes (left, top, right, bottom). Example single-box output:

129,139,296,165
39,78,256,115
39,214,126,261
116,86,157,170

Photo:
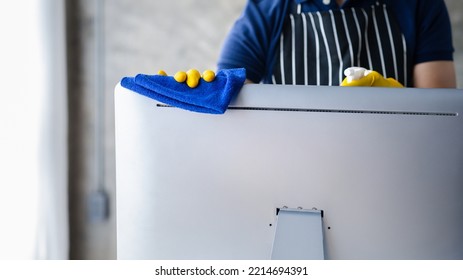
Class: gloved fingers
385,77,404,88
157,69,216,88
341,72,376,87
174,71,187,83
368,71,404,87
157,70,168,76
341,68,404,88
185,69,201,88
341,75,367,86
202,70,216,82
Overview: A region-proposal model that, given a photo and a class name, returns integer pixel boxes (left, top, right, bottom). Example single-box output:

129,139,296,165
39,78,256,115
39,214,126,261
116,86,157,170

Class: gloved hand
341,67,403,88
157,69,216,88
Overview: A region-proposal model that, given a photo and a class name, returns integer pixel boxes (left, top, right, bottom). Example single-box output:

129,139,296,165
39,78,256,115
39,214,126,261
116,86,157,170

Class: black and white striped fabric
272,1,409,86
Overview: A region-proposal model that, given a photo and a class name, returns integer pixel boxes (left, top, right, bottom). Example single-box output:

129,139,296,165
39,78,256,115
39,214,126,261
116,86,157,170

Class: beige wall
446,0,463,87
67,0,462,259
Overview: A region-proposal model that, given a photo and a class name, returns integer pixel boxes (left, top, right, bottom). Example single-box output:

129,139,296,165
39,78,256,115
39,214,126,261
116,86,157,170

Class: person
217,0,456,88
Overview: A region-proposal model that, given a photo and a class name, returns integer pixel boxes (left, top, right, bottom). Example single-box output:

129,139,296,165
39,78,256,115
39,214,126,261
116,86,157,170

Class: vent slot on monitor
156,104,457,117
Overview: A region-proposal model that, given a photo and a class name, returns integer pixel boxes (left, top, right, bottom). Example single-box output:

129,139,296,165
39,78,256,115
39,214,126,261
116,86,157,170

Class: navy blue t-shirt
217,0,454,84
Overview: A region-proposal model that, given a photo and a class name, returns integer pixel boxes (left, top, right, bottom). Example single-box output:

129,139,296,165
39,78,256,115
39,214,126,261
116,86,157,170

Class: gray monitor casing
115,84,463,259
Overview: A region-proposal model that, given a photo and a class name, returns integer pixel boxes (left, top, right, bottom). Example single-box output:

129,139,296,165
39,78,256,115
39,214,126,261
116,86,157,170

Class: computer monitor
115,83,463,259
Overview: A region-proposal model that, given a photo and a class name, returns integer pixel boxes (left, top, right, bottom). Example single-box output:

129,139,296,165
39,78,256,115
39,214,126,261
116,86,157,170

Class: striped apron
272,0,410,86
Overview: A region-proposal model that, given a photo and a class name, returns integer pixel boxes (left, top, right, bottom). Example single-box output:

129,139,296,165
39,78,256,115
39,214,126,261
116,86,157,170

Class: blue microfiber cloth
120,68,246,114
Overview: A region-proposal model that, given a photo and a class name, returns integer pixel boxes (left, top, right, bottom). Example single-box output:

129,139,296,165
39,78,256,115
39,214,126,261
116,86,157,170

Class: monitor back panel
115,84,463,259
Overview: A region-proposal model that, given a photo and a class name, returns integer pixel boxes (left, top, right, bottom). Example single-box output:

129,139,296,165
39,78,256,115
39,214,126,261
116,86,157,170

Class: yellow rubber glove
341,67,403,88
157,69,216,88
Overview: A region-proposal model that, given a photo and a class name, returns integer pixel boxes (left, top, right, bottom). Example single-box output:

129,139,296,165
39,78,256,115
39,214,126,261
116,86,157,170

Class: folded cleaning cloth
120,68,246,114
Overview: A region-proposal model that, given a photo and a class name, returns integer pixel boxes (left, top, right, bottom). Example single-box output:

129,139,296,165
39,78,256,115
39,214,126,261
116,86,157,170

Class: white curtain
0,0,68,259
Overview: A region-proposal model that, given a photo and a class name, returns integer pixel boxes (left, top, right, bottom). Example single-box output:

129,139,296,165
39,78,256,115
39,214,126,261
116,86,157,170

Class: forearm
413,61,457,88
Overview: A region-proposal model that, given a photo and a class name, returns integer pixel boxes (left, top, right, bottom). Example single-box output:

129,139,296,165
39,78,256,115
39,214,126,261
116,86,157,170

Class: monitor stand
271,207,325,260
